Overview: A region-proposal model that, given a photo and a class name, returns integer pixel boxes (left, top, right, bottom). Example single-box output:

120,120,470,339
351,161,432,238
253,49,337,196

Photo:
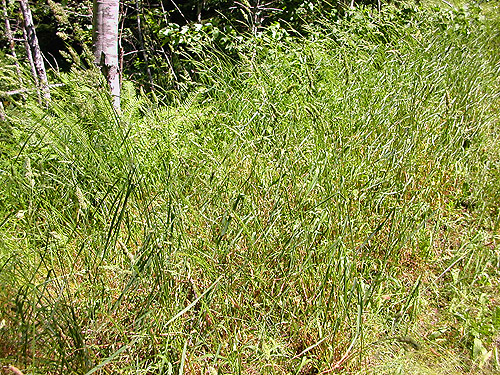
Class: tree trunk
22,23,41,103
93,0,120,112
19,0,50,102
2,0,22,83
196,0,205,23
0,100,5,122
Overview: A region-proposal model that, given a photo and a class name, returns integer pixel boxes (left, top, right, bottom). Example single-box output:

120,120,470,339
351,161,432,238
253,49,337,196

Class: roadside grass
0,2,499,374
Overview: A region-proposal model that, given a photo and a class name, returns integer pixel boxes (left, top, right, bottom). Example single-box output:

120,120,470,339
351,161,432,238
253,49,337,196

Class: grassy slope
0,2,499,374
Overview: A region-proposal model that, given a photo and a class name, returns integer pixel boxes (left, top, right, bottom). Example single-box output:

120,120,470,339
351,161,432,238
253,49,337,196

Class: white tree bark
19,0,50,102
22,23,41,104
93,0,120,112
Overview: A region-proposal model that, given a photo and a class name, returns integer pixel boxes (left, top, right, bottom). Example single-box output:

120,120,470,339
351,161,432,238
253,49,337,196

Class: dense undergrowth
0,2,499,374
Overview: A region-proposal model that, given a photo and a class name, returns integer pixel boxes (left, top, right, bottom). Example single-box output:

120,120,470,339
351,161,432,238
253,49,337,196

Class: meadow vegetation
0,2,499,374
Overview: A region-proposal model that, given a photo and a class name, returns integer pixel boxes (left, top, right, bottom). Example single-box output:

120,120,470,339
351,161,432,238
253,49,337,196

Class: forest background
0,0,361,97
0,0,499,374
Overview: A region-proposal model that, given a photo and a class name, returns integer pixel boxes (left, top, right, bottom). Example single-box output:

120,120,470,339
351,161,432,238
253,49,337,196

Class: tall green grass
0,2,499,374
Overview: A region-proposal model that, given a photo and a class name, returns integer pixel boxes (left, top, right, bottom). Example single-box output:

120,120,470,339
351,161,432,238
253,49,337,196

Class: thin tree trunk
118,2,126,86
93,0,120,112
0,100,5,122
196,0,205,23
19,0,50,102
22,22,40,103
2,0,22,83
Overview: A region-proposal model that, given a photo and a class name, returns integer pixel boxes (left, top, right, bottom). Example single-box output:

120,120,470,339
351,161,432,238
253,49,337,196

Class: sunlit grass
0,2,499,374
